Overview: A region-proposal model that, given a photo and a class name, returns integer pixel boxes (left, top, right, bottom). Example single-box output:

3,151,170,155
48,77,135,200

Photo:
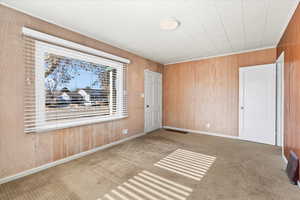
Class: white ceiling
1,0,299,64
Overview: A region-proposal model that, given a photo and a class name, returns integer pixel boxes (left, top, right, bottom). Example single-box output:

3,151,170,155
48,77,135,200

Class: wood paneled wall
164,48,277,136
277,4,300,162
0,5,163,179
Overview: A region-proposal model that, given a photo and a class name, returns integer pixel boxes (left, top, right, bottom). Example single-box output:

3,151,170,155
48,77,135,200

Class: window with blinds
24,37,128,133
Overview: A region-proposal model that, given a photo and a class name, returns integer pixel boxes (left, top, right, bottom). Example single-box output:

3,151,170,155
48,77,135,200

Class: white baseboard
163,126,239,140
0,132,145,185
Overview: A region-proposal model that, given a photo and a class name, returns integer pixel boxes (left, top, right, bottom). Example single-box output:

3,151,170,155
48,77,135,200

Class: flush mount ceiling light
160,18,180,31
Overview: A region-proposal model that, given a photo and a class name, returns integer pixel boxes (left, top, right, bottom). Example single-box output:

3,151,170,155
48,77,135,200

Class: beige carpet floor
0,129,299,200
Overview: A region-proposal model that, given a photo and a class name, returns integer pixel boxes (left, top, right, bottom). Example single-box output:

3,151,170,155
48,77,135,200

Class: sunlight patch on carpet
97,170,193,200
154,149,216,181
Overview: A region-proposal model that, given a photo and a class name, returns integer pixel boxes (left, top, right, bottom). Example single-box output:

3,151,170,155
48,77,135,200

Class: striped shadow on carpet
98,170,193,200
154,149,216,181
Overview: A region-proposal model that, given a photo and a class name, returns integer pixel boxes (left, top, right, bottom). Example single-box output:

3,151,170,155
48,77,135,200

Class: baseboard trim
0,132,146,185
163,126,239,140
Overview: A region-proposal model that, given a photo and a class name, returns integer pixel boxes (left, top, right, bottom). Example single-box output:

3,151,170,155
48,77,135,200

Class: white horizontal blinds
24,37,37,133
24,36,128,133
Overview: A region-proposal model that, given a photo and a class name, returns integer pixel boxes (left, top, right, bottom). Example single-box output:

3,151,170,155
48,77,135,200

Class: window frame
34,41,127,132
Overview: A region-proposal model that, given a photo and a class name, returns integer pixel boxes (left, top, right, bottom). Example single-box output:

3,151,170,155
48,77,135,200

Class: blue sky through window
61,68,100,91
44,54,109,92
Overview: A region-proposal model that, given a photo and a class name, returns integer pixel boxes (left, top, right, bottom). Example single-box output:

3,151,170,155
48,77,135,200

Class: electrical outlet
206,123,211,129
122,129,128,135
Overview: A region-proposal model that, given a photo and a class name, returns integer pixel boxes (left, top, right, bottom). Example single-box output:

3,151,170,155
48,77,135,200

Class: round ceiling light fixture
160,18,180,31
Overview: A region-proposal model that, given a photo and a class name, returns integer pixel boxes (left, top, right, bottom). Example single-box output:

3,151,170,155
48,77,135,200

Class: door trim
276,52,285,159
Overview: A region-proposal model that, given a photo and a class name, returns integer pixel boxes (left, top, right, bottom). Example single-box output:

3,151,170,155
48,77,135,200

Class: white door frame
144,70,162,133
276,52,285,159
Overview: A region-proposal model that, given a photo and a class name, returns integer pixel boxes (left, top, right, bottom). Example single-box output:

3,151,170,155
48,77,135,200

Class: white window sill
34,115,128,133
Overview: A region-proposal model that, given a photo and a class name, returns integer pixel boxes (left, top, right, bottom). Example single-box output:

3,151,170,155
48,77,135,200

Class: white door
239,64,276,145
144,70,162,133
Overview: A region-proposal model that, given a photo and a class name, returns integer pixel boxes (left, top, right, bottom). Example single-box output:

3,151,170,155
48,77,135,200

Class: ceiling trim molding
164,46,277,65
0,2,160,64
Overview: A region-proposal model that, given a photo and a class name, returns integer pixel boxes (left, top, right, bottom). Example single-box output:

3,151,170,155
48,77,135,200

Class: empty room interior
2,0,300,199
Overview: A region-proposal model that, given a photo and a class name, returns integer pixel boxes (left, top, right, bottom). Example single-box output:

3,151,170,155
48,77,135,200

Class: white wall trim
22,27,130,64
276,52,285,162
0,132,145,185
164,46,276,65
163,126,239,140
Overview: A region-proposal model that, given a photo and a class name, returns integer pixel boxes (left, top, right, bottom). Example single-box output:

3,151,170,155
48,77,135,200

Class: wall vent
164,128,188,134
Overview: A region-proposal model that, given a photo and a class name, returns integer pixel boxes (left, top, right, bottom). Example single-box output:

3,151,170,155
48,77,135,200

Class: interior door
239,64,276,145
144,70,162,133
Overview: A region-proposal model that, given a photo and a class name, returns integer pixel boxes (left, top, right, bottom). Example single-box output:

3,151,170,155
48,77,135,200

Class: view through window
44,53,117,121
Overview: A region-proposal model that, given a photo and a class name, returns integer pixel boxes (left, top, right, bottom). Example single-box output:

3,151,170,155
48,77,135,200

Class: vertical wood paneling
277,4,300,178
0,5,163,179
237,48,277,67
52,131,65,161
92,123,110,148
34,134,53,167
164,49,276,136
